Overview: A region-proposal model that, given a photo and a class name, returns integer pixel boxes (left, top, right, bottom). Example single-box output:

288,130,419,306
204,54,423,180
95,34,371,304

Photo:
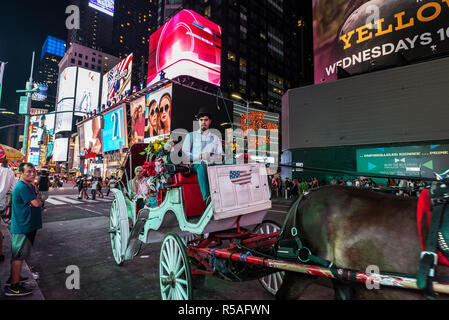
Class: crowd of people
74,175,118,200
272,174,430,199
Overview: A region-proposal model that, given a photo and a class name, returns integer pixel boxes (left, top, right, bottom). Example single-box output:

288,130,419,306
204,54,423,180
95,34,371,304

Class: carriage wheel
160,233,193,300
254,220,285,295
109,194,130,266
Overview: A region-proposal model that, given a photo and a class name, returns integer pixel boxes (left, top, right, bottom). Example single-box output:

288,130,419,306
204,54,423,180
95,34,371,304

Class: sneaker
6,276,29,285
31,271,40,280
4,283,33,297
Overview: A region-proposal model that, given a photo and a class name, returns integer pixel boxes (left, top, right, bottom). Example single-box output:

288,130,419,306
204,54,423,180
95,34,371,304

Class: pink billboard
147,10,222,86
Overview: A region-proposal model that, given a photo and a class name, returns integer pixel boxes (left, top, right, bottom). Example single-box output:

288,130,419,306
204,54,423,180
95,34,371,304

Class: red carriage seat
170,172,206,218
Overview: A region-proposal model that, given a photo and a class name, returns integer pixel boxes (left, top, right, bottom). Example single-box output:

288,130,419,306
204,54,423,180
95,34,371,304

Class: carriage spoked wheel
160,232,193,300
254,220,285,295
109,193,130,266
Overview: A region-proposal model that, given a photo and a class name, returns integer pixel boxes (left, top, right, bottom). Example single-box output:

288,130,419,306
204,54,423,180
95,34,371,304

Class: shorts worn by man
5,163,44,297
182,108,223,206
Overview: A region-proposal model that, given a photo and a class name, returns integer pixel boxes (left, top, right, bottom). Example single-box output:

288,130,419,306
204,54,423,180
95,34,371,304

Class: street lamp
231,93,263,129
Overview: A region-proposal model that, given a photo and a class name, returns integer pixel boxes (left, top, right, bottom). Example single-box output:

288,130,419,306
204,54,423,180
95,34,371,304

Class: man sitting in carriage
182,108,223,207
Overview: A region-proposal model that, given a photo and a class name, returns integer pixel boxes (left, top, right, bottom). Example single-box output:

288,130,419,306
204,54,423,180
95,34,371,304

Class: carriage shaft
192,247,449,295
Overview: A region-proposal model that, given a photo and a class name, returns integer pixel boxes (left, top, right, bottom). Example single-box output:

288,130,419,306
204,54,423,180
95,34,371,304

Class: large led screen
75,68,101,116
89,0,114,17
52,138,69,162
357,144,449,178
27,116,43,166
130,96,146,145
83,117,103,154
101,54,133,107
312,0,449,84
145,83,173,143
147,10,221,86
55,67,77,133
102,105,128,152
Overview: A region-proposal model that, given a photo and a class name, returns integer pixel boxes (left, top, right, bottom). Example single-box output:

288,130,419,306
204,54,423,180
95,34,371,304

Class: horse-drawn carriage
110,143,449,300
109,143,285,298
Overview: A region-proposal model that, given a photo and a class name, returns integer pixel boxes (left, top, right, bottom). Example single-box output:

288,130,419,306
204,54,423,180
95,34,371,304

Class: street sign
19,96,29,115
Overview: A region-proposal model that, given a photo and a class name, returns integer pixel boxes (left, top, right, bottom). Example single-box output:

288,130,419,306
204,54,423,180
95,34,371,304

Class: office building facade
154,0,314,112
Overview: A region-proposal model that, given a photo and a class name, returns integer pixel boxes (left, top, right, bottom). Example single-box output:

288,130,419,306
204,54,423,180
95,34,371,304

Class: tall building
153,0,314,113
112,0,158,86
35,36,67,110
58,43,121,75
67,0,115,54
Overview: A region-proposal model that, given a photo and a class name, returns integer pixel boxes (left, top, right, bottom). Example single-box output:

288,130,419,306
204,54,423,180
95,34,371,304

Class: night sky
0,1,69,112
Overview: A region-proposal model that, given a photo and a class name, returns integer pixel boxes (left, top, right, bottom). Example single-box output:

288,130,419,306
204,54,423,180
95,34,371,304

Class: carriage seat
169,172,206,218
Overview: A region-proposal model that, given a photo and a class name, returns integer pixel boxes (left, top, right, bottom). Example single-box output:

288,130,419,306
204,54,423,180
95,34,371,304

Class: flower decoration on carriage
140,137,173,163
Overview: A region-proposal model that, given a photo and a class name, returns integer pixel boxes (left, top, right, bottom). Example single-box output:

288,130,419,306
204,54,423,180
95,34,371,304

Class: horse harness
274,191,356,282
417,183,449,298
275,186,449,299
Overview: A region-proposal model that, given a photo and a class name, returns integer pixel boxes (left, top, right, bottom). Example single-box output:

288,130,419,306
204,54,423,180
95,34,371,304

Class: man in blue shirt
5,163,44,297
182,108,223,206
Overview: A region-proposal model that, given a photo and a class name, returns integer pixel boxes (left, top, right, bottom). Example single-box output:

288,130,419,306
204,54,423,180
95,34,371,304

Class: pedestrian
90,178,98,200
36,168,50,210
5,162,44,297
299,179,309,194
291,179,300,198
0,157,17,263
82,176,90,200
96,178,104,198
284,178,293,199
107,176,117,197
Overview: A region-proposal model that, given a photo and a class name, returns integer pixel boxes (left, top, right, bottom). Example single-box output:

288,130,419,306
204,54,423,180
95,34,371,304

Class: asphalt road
27,184,334,300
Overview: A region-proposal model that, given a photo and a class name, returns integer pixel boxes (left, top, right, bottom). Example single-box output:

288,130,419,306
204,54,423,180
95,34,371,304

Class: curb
0,219,45,300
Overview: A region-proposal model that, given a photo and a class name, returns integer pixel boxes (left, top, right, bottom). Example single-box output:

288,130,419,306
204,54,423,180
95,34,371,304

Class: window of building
227,51,237,62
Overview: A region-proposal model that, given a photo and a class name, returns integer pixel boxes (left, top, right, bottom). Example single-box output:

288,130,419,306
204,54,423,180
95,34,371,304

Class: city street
2,183,333,300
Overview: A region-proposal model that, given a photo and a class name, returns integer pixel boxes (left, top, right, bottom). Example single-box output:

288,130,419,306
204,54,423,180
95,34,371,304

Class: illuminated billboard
52,138,69,162
27,116,42,166
147,10,221,86
89,0,114,17
130,96,146,145
312,0,449,84
101,54,133,107
102,105,128,152
145,83,173,143
83,117,103,154
55,67,77,134
75,68,101,116
357,144,449,178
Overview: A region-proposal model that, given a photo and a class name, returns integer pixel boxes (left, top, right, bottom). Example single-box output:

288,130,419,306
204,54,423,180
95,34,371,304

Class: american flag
107,54,133,102
229,170,252,185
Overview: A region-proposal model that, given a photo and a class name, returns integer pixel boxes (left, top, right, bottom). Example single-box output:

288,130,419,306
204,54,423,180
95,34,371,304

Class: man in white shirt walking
0,157,17,262
182,108,223,206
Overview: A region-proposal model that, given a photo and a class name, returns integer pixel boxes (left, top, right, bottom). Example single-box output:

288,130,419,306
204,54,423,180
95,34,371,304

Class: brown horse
276,185,449,300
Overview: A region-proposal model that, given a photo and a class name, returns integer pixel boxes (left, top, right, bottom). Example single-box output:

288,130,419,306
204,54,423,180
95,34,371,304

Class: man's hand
200,152,211,161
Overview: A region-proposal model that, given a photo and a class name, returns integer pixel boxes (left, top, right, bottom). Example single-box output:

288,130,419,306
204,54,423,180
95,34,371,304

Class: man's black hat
196,107,213,120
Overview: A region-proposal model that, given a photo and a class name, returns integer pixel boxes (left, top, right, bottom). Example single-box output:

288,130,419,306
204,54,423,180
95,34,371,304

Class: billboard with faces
83,117,103,154
144,83,173,143
102,105,128,152
130,96,146,145
147,10,222,86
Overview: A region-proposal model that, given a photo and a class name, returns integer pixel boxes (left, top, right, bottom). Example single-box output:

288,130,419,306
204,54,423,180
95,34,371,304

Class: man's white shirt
0,167,16,210
182,130,223,164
